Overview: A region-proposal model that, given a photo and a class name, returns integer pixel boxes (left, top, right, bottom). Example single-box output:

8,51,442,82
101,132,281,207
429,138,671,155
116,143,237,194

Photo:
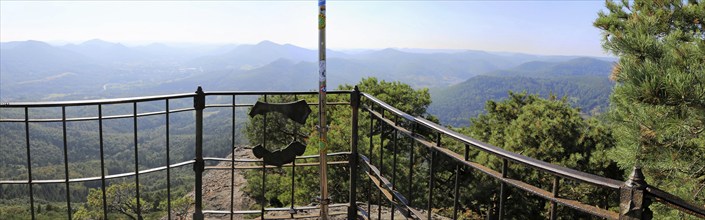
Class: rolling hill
428,58,615,126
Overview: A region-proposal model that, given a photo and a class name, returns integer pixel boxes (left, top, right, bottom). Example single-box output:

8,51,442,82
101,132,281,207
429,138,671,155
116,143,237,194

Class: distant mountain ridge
1,39,615,104
489,57,614,78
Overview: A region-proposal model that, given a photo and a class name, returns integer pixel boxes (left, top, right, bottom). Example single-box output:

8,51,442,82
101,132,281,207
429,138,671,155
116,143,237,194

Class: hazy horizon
1,38,617,58
1,1,611,57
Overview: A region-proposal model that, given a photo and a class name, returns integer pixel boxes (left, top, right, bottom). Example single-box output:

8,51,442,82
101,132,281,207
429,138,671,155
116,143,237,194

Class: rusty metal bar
24,107,35,220
61,106,72,219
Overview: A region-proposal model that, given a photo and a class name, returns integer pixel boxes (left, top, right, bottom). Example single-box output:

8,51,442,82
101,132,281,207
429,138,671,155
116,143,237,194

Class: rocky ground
200,146,256,220
179,146,449,220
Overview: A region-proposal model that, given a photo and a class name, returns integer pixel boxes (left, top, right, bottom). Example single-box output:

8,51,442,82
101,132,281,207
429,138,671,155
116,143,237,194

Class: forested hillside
429,58,615,126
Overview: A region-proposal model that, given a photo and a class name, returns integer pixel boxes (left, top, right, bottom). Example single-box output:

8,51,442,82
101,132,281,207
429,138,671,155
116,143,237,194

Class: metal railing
1,86,703,219
355,91,705,220
0,87,353,220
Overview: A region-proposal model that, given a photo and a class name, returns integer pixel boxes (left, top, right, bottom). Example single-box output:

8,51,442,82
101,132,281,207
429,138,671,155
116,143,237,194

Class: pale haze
1,1,609,56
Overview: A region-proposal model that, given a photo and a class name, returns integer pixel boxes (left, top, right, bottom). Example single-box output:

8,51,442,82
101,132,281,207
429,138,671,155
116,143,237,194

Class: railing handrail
646,186,705,218
0,90,354,108
361,92,705,219
361,92,623,189
0,93,196,107
205,90,352,96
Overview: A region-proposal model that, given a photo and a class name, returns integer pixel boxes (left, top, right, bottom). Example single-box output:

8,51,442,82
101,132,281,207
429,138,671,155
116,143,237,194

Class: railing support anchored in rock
193,86,206,220
619,166,652,220
348,86,361,219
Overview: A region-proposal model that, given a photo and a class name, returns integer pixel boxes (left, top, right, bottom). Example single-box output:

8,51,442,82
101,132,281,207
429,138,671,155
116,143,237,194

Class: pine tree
462,92,622,218
594,0,704,210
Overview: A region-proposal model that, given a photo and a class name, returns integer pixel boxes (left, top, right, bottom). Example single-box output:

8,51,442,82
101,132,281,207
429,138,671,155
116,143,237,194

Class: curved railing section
359,92,705,220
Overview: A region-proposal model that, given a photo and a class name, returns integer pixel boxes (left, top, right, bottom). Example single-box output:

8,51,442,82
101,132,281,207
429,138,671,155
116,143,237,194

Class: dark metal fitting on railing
619,166,652,220
193,159,205,172
351,86,361,108
194,86,206,110
625,166,647,189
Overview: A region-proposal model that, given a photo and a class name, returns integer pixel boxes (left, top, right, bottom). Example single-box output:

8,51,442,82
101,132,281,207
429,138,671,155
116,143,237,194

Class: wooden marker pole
317,0,329,219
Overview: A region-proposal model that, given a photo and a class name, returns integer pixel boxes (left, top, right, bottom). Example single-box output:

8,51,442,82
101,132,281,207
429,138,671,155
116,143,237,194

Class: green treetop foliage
594,0,705,210
73,182,149,220
460,92,623,218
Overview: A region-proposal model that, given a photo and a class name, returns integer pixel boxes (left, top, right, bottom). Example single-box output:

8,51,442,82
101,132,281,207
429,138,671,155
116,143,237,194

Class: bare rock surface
201,146,256,220
179,146,450,220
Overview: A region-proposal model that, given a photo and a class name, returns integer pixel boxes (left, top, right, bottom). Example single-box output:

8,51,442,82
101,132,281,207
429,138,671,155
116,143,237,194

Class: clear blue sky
0,1,609,56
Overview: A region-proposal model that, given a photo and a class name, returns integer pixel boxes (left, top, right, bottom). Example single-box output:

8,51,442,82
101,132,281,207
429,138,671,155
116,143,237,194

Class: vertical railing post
498,158,508,219
98,104,108,220
550,177,560,220
428,133,440,220
378,109,384,220
260,94,268,220
390,115,398,220
231,95,236,220
453,163,460,220
133,102,143,220
367,107,374,214
165,100,172,220
24,107,35,220
408,123,416,207
61,107,72,219
348,86,360,219
619,166,652,220
291,95,298,219
193,86,205,220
